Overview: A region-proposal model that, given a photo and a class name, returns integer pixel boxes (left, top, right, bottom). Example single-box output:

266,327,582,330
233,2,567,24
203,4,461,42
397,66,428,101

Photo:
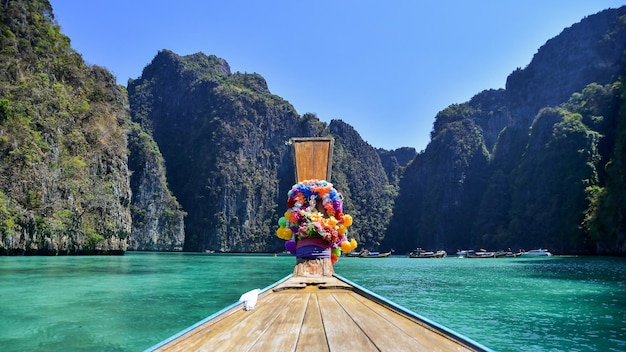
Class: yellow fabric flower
342,214,353,227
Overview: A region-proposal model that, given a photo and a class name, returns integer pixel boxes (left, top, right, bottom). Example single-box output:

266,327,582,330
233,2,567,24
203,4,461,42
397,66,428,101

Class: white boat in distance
522,249,553,257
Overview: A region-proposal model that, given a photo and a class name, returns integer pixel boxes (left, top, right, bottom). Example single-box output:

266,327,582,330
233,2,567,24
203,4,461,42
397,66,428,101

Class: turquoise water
0,253,624,351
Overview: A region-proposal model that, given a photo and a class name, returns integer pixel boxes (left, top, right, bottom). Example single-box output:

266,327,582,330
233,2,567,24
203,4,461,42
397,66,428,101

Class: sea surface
0,252,624,352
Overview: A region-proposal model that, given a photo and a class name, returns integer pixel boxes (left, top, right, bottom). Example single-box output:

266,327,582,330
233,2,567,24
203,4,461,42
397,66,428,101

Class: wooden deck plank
351,293,472,351
316,288,380,351
247,292,309,351
295,293,330,352
150,275,487,352
339,290,469,351
334,290,428,351
157,291,295,351
155,310,241,352
192,292,296,351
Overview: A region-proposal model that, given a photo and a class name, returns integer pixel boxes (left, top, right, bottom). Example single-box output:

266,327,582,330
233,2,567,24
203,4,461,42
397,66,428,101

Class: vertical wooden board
295,294,330,352
292,138,333,182
316,292,379,352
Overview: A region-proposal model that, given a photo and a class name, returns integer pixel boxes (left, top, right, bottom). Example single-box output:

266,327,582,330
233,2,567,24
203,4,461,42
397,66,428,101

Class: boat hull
146,274,492,352
409,250,447,258
361,251,392,258
522,249,553,257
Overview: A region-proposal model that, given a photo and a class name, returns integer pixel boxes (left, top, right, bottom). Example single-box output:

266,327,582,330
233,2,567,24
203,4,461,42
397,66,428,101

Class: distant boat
409,248,447,258
358,249,393,258
463,249,498,258
505,250,524,257
344,250,363,257
458,249,523,258
457,250,470,258
522,249,552,257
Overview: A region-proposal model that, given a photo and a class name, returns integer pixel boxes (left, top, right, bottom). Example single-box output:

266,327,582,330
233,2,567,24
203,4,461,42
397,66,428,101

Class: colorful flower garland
276,179,357,264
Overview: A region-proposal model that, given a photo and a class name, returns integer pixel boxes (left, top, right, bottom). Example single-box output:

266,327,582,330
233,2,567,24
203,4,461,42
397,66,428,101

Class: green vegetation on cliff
383,6,626,255
3,1,624,256
127,121,185,251
128,51,396,252
583,77,626,254
0,0,131,254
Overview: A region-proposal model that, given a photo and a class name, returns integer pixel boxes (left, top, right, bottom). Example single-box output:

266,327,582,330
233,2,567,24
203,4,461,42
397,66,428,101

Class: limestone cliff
128,51,396,251
0,0,131,254
384,6,626,255
5,0,623,256
127,122,185,251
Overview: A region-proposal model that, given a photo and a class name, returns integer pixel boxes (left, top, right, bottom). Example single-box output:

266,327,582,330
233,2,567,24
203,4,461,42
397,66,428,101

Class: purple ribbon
296,245,330,259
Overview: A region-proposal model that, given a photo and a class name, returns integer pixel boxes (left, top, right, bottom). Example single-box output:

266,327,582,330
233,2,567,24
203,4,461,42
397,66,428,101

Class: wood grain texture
292,138,333,182
153,276,484,352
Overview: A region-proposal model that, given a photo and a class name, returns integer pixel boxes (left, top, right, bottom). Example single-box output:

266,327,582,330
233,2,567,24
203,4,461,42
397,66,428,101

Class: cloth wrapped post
295,238,331,259
294,238,333,276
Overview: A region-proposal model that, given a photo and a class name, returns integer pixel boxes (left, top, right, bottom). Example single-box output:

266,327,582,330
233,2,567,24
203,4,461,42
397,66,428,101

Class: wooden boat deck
149,275,490,352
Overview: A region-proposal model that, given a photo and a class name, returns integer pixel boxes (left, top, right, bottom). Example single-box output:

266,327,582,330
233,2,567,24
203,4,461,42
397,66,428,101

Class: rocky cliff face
506,8,626,127
129,50,306,252
0,0,131,254
328,120,397,248
384,6,626,254
128,51,397,251
127,123,185,251
0,0,398,255
377,147,417,186
5,1,623,256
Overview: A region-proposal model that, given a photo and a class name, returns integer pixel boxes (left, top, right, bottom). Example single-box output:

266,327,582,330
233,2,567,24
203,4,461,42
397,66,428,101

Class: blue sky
49,1,625,151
